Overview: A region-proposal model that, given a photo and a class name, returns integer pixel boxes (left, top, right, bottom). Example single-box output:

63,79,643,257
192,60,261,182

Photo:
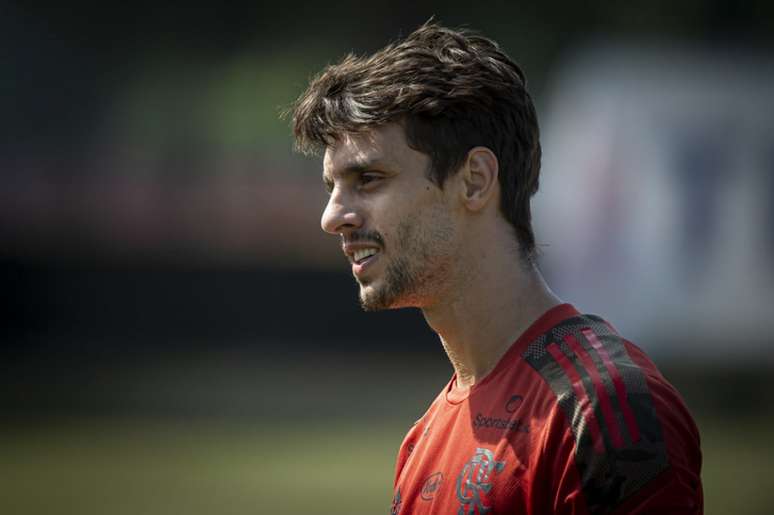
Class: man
289,22,702,514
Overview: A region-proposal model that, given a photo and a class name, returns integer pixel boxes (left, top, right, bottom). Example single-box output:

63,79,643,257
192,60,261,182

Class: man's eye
360,174,382,186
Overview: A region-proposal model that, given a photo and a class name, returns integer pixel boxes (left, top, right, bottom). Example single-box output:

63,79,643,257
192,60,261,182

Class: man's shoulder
518,312,700,513
519,311,662,398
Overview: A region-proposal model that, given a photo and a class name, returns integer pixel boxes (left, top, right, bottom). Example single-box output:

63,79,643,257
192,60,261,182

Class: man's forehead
323,124,406,174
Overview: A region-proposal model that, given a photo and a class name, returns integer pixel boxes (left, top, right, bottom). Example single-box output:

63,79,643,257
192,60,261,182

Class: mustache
342,230,385,247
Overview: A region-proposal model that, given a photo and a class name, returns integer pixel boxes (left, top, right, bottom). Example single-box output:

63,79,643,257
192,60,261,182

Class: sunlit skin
321,123,561,391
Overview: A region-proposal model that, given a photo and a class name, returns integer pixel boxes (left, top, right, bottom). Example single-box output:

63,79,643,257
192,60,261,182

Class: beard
357,210,455,311
359,253,418,311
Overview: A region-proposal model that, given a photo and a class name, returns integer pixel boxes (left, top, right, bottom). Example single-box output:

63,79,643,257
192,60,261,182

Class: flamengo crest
456,447,505,514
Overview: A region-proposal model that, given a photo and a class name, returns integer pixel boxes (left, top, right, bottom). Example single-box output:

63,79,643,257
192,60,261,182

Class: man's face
321,123,459,311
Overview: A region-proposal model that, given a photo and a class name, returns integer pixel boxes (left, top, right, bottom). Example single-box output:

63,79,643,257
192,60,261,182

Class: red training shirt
391,304,702,514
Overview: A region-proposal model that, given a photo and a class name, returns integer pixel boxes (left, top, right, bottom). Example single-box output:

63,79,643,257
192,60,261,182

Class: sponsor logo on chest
473,412,529,433
420,472,443,501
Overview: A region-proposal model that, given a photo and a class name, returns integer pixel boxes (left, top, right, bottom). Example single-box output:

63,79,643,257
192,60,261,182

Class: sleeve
542,368,703,515
522,321,703,514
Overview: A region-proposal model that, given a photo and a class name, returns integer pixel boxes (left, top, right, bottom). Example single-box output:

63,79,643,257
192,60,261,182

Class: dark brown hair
290,21,541,258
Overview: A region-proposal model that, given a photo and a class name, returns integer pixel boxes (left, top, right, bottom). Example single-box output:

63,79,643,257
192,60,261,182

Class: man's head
290,22,542,310
292,21,542,254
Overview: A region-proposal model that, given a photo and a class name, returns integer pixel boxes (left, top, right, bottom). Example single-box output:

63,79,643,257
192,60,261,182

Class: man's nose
321,189,363,235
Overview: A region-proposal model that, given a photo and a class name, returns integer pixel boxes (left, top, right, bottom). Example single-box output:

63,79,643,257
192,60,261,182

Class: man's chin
358,284,422,312
358,285,388,312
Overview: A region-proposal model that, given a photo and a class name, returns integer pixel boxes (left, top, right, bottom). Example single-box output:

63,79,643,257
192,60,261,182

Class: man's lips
342,242,382,277
352,250,379,276
342,243,382,265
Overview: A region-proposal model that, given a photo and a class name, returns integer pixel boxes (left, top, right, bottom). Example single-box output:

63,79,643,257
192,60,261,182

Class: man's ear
460,146,499,212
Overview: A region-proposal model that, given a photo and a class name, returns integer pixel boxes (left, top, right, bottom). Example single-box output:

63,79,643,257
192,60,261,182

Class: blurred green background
3,2,774,514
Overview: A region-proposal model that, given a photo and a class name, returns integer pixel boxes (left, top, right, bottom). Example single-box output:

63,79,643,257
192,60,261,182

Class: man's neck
421,246,561,391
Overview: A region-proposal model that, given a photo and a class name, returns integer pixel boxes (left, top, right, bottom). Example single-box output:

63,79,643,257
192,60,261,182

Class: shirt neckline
445,303,580,404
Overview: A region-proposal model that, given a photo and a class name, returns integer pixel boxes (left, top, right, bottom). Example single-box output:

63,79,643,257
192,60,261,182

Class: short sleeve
522,318,702,514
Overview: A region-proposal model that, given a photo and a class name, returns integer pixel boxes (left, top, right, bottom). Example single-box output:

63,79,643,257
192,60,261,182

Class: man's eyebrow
340,157,390,174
